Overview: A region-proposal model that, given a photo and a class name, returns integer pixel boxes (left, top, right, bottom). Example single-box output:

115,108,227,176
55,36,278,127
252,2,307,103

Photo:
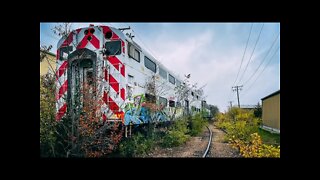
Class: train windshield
104,41,121,56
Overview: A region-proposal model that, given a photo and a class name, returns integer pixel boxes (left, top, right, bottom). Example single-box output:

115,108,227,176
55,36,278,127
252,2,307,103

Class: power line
124,23,160,60
241,46,280,98
232,23,253,87
237,23,264,85
242,33,280,85
228,24,253,103
232,85,243,108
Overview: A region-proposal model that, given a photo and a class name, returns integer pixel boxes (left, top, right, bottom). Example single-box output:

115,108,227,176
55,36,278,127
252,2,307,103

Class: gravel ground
207,124,241,158
140,127,211,158
136,123,241,158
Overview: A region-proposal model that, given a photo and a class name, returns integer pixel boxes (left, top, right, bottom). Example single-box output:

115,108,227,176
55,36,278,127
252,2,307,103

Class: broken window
145,93,156,103
169,100,175,107
159,96,168,107
59,46,73,60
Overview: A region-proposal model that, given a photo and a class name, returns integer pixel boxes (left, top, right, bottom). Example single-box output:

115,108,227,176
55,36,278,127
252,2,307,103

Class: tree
40,74,58,157
174,74,202,117
208,104,219,118
144,75,171,135
40,45,52,62
253,102,262,118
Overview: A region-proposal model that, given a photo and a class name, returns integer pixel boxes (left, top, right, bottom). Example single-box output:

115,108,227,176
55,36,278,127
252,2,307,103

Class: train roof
112,26,184,83
59,24,184,83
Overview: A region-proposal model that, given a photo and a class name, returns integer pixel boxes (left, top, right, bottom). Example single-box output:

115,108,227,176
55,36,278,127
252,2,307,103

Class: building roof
240,105,256,109
261,90,280,101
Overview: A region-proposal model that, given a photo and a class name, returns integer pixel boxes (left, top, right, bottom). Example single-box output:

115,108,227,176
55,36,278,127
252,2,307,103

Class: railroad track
202,125,213,158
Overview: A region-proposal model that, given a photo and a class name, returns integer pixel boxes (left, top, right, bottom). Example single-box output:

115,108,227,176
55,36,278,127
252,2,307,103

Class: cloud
135,23,279,112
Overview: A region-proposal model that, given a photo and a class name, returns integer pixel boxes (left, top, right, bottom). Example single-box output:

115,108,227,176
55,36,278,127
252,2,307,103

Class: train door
67,49,97,118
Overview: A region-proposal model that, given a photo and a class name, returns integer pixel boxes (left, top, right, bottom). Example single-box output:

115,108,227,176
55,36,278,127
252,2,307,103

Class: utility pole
232,85,243,108
228,101,233,109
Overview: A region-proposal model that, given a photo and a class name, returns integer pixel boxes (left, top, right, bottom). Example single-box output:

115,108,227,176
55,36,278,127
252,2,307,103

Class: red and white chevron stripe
55,25,126,123
55,32,74,121
102,55,126,123
55,59,68,121
76,26,101,50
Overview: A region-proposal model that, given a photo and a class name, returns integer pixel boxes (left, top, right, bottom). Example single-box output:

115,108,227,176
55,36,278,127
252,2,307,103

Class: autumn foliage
40,75,124,157
215,107,280,158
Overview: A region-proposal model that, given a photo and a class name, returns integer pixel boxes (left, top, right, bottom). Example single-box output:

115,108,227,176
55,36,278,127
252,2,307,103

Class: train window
128,43,140,62
134,49,140,61
59,46,73,60
159,96,167,107
104,41,121,56
201,101,206,107
144,56,156,73
169,74,175,84
176,102,181,107
145,93,156,103
127,86,133,100
128,75,134,84
169,100,175,107
176,80,181,86
159,67,167,79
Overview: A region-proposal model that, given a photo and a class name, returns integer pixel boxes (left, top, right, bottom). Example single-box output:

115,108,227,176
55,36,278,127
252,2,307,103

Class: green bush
161,129,190,147
171,118,189,134
189,113,208,136
227,107,245,121
40,75,58,157
215,120,232,131
118,132,155,157
161,118,190,147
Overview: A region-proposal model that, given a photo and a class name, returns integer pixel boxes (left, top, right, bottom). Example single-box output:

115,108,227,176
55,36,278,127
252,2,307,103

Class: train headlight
105,31,112,39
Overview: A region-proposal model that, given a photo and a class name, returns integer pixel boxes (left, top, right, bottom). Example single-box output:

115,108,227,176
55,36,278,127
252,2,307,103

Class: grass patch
258,128,280,146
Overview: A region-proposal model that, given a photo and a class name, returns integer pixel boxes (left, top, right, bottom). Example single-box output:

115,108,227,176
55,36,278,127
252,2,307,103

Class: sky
40,22,280,112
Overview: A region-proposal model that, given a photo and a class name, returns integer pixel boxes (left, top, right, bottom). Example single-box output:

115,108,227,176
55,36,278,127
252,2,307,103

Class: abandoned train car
55,24,207,126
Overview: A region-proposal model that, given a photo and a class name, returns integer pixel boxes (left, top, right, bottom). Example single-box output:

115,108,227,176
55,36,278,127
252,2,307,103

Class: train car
55,24,205,127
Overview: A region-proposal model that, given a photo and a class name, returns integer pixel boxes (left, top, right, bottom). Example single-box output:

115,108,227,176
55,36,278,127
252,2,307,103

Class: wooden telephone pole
232,85,243,108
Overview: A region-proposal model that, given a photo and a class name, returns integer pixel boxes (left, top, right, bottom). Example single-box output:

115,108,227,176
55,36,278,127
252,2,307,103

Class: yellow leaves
231,132,280,158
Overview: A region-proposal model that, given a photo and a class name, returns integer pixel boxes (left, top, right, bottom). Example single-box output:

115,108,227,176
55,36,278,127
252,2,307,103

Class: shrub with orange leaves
74,82,123,157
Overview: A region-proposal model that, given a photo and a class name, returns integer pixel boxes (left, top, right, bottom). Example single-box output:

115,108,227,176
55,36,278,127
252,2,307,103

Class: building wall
262,93,280,131
40,51,56,76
